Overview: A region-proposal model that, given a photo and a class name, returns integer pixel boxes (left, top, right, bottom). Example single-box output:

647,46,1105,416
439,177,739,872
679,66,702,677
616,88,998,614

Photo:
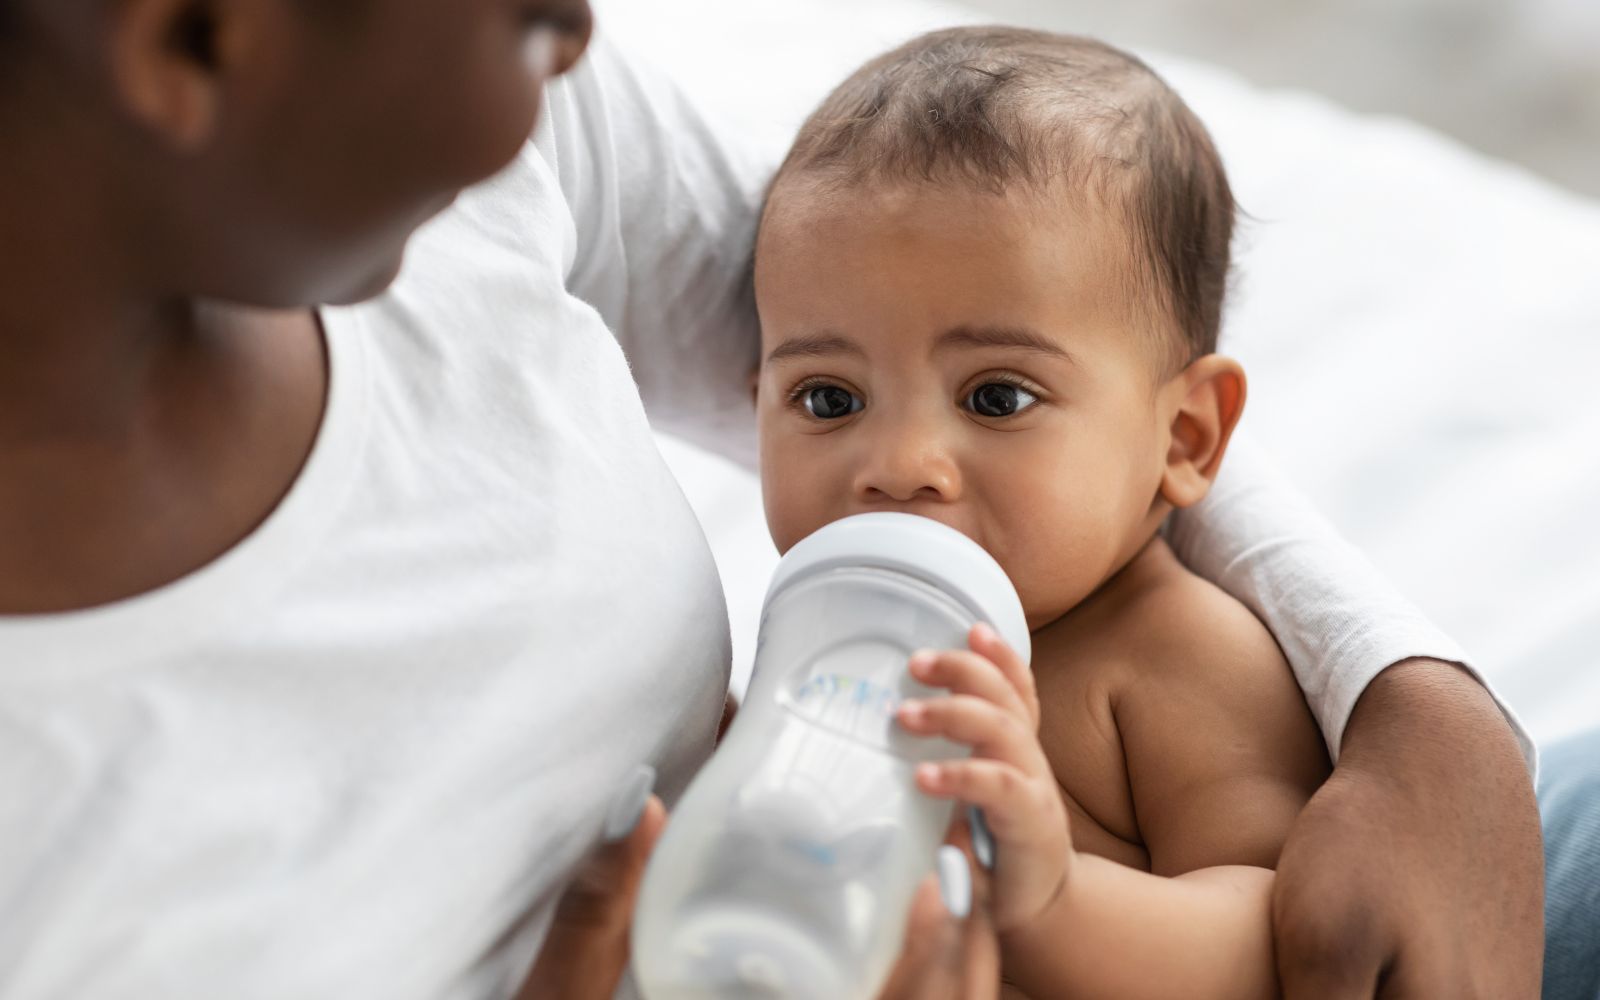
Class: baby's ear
1158,355,1246,509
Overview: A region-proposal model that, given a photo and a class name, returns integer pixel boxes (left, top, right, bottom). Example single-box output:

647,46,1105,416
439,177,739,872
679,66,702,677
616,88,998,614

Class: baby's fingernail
908,650,936,672
937,845,972,920
973,623,996,644
899,701,927,724
603,764,656,843
968,805,997,872
917,762,941,787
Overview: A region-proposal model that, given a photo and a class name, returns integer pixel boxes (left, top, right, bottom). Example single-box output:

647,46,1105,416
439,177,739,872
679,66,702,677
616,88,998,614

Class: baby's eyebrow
765,334,866,365
935,325,1077,364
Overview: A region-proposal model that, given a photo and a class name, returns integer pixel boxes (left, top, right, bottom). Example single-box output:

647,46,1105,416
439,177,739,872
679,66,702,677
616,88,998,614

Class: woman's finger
877,875,965,999
876,847,1001,1000
907,648,1030,723
969,623,1039,728
516,768,666,1000
556,793,667,921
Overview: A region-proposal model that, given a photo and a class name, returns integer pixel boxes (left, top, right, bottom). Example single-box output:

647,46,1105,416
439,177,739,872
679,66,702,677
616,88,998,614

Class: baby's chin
1021,598,1077,634
1009,564,1109,635
1006,573,1084,633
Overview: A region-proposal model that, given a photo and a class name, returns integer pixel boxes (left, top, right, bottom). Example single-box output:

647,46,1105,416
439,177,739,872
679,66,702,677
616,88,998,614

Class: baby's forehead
756,175,1186,374
763,175,1147,297
761,172,1138,262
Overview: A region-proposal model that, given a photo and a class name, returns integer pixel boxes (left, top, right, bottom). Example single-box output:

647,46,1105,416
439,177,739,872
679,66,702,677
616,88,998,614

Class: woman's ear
107,0,226,149
1158,355,1247,509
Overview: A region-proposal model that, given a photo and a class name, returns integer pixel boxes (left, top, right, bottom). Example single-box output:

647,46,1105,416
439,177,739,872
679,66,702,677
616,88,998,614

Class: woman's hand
1271,659,1544,998
516,770,665,1000
896,623,1073,932
520,642,1031,1000
877,841,1002,1000
519,786,1002,1000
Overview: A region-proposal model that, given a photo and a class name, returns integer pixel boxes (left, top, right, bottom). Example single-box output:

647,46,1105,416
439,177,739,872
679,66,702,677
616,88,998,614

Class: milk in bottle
632,512,1031,1000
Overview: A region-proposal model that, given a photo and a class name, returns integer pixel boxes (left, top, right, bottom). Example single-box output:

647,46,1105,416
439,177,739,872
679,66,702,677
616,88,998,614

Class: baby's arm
1011,586,1327,998
1003,860,1277,999
908,592,1327,999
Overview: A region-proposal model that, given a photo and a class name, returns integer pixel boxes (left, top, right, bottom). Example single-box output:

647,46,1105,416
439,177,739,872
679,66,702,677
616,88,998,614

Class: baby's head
754,27,1245,628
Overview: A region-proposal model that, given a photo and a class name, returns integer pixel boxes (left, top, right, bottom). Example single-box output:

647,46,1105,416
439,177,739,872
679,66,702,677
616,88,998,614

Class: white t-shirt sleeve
1166,434,1537,778
539,30,770,466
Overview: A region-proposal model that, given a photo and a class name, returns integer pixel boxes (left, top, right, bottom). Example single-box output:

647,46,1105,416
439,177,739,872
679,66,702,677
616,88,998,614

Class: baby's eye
965,382,1039,418
803,384,864,420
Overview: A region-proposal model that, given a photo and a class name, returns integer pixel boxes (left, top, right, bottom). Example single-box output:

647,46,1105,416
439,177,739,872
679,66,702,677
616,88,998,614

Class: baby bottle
631,512,1030,1000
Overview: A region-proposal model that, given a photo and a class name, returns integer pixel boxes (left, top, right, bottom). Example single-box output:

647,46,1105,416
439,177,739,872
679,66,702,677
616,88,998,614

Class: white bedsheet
596,0,1600,748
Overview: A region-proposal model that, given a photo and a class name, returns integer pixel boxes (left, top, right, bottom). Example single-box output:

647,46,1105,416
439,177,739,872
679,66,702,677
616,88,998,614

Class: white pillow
598,0,1600,747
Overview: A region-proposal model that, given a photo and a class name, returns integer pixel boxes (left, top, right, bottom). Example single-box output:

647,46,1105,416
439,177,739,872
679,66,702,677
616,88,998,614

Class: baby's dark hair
773,27,1236,369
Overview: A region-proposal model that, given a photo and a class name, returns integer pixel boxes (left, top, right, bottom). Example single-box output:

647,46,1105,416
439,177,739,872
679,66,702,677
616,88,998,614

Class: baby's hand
896,623,1072,933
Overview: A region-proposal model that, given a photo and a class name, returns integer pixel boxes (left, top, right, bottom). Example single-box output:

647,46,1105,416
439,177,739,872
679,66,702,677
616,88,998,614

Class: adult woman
0,0,1562,997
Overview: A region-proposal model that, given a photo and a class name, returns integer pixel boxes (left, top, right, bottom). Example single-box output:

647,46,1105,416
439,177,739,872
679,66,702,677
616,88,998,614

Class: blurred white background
960,0,1600,196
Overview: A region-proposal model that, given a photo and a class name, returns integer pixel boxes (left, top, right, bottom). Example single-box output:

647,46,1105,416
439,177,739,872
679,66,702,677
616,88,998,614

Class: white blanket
596,0,1600,747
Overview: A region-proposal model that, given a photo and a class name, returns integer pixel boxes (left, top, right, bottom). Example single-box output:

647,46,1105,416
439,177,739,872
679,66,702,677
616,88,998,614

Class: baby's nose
853,435,961,505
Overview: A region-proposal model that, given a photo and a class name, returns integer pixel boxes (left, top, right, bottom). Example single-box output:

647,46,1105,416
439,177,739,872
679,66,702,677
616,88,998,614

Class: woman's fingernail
937,845,972,920
968,805,997,872
603,764,656,843
522,30,558,75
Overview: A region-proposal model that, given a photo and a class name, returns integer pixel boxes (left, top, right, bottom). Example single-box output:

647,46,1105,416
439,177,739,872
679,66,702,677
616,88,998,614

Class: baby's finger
898,695,1044,771
969,623,1038,728
915,759,1048,838
907,648,1029,721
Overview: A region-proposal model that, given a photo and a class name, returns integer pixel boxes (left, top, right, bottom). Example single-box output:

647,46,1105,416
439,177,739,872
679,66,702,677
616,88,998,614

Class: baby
753,27,1331,999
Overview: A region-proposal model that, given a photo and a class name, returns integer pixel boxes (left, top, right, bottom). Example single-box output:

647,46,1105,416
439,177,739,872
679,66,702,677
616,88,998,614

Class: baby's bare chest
1033,657,1151,871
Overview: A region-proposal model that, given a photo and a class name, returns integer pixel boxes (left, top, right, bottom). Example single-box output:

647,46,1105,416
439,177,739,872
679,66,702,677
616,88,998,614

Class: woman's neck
0,177,329,613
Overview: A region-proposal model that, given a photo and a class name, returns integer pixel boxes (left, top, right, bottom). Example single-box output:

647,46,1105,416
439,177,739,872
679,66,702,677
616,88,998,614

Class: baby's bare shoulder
1118,542,1287,690
1101,539,1331,873
1111,539,1314,749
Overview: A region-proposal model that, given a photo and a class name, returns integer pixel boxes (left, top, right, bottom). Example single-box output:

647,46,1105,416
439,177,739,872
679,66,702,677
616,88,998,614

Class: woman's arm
1272,659,1543,997
1166,434,1533,767
1167,437,1543,995
540,30,769,465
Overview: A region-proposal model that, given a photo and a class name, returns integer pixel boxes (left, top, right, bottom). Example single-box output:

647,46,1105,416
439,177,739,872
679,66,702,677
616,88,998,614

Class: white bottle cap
764,513,1031,665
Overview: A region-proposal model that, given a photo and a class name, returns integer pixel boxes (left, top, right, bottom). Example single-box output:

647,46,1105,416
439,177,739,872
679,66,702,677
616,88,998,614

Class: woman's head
0,0,592,307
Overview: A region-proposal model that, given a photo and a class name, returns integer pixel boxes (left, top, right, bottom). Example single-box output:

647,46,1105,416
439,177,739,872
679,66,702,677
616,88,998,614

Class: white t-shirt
0,35,761,1000
0,32,1531,1000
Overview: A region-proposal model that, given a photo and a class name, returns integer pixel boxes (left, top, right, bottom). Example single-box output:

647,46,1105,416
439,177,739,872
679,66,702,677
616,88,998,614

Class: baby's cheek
1009,547,1102,630
759,470,823,556
994,490,1127,626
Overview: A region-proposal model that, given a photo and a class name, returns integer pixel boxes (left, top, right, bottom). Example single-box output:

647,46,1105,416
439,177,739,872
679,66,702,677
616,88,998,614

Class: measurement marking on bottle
792,673,901,719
